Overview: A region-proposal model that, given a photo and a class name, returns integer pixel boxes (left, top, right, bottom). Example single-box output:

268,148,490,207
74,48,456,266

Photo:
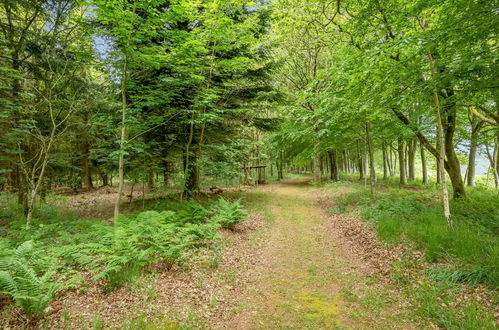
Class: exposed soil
53,184,172,219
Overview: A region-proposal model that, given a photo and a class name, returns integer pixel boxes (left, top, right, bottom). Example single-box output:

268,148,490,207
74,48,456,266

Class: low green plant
209,197,247,229
335,187,499,288
331,184,499,328
87,210,219,289
0,197,244,315
0,240,61,317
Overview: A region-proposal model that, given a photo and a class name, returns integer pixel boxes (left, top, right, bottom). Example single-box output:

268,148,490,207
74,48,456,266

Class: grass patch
327,180,498,327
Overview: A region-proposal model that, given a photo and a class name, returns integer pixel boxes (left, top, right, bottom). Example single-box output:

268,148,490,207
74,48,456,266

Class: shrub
209,197,247,229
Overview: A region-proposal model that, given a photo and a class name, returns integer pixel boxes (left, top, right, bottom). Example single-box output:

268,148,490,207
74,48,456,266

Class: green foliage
0,241,60,317
210,197,247,229
0,197,244,313
406,275,496,329
334,186,499,288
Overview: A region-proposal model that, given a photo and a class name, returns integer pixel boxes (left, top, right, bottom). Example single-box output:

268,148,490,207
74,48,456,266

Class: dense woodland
0,0,498,328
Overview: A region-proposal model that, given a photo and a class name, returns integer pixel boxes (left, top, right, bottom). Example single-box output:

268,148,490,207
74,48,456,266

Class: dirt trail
228,178,414,329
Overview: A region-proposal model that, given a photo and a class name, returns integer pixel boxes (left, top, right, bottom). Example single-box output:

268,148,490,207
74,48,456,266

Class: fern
0,241,61,317
210,197,247,229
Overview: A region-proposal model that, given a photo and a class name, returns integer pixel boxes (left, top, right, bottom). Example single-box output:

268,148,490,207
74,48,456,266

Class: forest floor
224,178,418,329
44,177,427,329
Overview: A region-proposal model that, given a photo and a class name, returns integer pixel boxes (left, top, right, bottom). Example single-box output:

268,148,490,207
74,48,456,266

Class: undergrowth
325,179,498,328
0,196,247,318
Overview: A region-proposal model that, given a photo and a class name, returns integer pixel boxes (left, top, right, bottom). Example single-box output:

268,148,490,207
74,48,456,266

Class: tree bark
183,148,199,195
365,122,376,200
398,138,407,184
278,152,284,180
485,139,499,189
357,142,365,180
147,169,154,190
382,141,388,180
114,53,128,219
408,138,416,181
391,108,465,198
467,116,483,187
82,141,93,189
101,173,109,187
429,52,452,226
343,150,349,174
420,141,428,184
328,150,339,181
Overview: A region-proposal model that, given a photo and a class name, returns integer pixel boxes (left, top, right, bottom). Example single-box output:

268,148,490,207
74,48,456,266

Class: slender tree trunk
494,137,499,190
398,138,407,184
467,116,483,187
82,141,93,189
382,141,388,180
101,173,109,187
357,142,365,180
114,54,128,220
328,150,339,181
420,141,428,184
345,150,350,174
408,138,416,181
184,148,199,194
388,144,395,176
442,94,466,198
313,151,322,184
429,52,452,226
147,169,154,190
277,152,284,180
485,140,499,189
436,138,441,184
25,128,57,225
365,122,376,200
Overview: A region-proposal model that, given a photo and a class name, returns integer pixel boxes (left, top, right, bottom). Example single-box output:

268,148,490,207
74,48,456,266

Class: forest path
227,177,414,329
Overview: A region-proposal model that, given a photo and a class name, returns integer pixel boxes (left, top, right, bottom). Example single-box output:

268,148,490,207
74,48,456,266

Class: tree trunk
388,144,395,176
365,122,376,201
494,137,499,189
313,151,322,184
398,138,407,184
328,150,339,181
357,142,365,180
101,173,109,187
429,51,452,226
114,54,128,219
485,139,499,189
82,141,93,189
382,141,388,180
278,152,284,180
147,169,154,190
442,92,465,198
343,150,349,174
392,107,465,198
436,138,441,184
420,141,428,184
467,116,483,187
319,154,324,176
408,138,416,181
184,149,199,195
